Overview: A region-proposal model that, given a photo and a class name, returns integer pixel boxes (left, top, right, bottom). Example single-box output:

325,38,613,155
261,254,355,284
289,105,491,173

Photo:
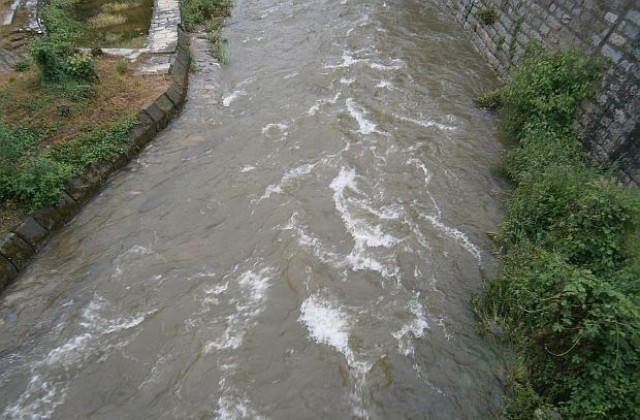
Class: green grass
476,44,640,419
0,118,135,210
181,0,232,63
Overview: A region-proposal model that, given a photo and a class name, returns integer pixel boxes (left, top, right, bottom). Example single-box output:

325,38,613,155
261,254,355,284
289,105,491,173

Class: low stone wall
443,0,639,185
0,26,191,293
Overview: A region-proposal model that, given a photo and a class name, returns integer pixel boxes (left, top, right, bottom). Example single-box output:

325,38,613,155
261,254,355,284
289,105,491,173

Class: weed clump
476,7,498,25
181,0,232,63
477,44,640,419
30,36,98,84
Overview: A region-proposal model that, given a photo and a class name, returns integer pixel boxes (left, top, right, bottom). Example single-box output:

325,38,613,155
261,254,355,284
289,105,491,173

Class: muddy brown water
1,0,509,418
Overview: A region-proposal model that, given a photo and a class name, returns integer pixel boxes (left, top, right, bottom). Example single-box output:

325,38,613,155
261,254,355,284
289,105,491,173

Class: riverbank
0,0,198,291
475,45,640,419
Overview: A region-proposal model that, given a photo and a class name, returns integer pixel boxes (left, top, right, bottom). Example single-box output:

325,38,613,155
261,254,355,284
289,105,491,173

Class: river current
1,0,508,418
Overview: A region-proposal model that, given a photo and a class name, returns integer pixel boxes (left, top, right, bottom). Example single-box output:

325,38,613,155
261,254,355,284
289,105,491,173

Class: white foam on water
204,267,273,353
216,394,266,420
256,162,318,201
111,245,163,280
283,213,341,265
299,293,353,359
329,167,398,248
392,299,430,357
330,168,400,278
283,71,299,79
340,77,355,85
346,98,378,135
240,165,256,173
298,293,372,418
423,214,482,264
324,51,364,69
376,79,392,89
257,184,283,201
368,59,405,71
79,295,150,335
188,271,217,281
409,158,432,185
205,282,229,295
3,295,150,419
261,122,289,136
406,158,481,263
395,114,456,131
222,90,246,107
308,92,341,116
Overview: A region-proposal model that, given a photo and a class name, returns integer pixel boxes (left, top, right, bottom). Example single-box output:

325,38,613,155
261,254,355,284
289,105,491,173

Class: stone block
165,83,186,108
143,101,168,131
155,93,176,121
0,254,18,291
128,121,156,150
608,32,627,48
66,174,98,203
176,44,190,65
602,44,623,63
32,207,65,231
620,21,639,39
605,12,619,25
54,192,80,224
626,9,640,27
85,160,114,184
111,153,129,171
12,217,48,252
0,232,34,271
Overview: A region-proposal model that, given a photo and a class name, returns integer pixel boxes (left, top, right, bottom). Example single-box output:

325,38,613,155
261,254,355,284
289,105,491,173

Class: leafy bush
499,45,605,137
0,156,74,210
0,123,39,165
477,44,640,419
30,37,98,84
63,52,99,83
181,0,232,31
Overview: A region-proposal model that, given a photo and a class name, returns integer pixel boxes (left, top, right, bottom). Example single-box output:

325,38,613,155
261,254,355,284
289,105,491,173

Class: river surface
0,0,508,418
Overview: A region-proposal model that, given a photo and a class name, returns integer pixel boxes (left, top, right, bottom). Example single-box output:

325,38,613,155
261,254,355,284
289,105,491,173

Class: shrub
500,45,605,137
30,37,98,84
476,43,640,419
0,156,73,210
0,123,39,165
64,52,99,82
181,0,232,31
476,7,498,25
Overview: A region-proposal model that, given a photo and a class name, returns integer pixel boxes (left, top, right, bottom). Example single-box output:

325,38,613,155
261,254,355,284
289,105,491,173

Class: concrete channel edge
0,26,191,293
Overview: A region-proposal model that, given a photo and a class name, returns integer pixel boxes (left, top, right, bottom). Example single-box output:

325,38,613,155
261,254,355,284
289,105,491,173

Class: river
0,0,508,418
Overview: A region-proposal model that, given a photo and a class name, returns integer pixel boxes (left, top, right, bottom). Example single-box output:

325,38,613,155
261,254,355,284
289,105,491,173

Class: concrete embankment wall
443,0,639,185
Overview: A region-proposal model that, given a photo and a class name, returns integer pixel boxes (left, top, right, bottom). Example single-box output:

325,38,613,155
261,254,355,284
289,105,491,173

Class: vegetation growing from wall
475,45,640,419
181,0,232,63
476,7,498,25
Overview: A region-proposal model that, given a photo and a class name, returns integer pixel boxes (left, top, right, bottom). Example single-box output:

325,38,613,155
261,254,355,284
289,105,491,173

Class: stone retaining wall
0,27,191,294
443,0,639,184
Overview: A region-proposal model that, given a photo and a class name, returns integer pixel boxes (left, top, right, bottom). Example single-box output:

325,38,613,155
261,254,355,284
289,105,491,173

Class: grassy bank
0,7,168,233
475,45,640,419
181,0,232,63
